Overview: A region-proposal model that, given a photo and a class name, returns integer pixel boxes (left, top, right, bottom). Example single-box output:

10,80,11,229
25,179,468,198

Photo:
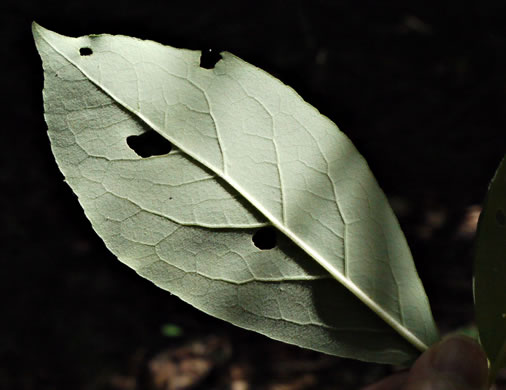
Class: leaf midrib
38,28,428,352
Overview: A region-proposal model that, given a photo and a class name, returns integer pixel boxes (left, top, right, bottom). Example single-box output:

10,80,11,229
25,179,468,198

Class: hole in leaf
79,47,93,56
252,226,277,250
200,48,222,69
127,131,172,158
496,209,505,226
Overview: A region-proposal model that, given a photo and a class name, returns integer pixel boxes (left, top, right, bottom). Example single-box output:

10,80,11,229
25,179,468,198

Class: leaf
474,155,506,382
161,323,183,338
32,23,439,365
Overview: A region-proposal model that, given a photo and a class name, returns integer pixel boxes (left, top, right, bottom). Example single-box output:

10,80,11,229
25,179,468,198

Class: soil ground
2,1,506,389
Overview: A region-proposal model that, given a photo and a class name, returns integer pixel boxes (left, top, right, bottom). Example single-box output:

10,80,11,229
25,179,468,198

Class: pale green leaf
32,23,439,365
474,155,506,382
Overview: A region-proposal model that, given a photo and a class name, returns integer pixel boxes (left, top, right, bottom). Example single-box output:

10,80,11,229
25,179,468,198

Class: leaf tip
31,21,43,36
32,22,50,44
31,23,64,43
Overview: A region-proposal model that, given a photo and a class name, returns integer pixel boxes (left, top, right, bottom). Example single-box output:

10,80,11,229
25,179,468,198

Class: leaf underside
474,156,506,380
33,23,439,365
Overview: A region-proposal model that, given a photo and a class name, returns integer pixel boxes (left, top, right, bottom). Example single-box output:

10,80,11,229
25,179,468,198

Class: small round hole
252,226,277,250
496,209,505,226
200,48,222,69
79,47,93,56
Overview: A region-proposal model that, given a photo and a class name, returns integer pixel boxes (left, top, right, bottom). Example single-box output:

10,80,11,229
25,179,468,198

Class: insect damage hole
200,48,222,69
252,226,277,250
127,131,173,158
79,47,93,56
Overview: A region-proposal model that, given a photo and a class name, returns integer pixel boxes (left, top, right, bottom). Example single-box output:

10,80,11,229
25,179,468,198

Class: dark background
2,1,506,389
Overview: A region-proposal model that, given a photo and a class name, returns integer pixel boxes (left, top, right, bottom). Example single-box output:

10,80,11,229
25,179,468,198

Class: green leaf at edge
474,155,506,384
